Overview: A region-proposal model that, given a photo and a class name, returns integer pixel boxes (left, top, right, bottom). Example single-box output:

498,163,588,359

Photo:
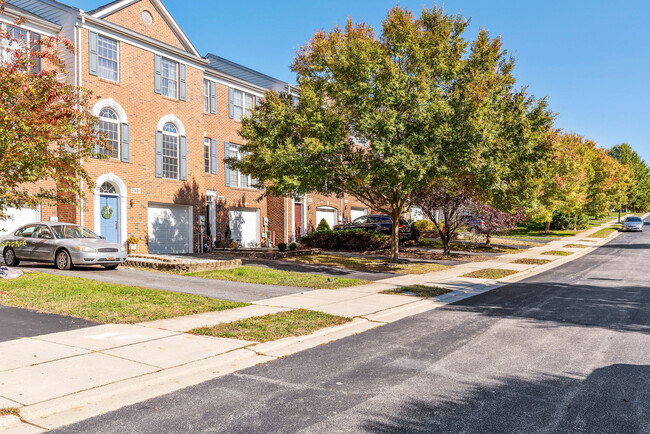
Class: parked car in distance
333,214,418,241
621,216,644,232
466,216,485,233
1,222,128,270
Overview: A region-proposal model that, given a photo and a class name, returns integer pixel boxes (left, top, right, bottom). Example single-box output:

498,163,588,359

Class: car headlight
76,246,97,253
120,245,127,252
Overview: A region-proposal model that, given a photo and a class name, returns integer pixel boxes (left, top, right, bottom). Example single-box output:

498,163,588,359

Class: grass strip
542,250,573,256
564,244,590,248
461,268,519,279
0,408,20,417
417,239,522,254
284,254,450,275
381,285,451,298
185,265,368,289
190,309,351,342
512,258,552,265
588,227,619,238
0,273,247,324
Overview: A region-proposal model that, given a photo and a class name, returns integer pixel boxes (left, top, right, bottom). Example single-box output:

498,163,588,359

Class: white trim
157,114,185,136
92,98,128,123
93,173,128,246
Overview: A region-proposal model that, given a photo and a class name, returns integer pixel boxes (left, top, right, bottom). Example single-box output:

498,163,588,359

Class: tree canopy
232,6,553,261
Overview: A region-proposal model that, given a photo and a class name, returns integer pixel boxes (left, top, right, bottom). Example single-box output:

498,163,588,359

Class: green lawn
502,223,578,240
284,254,451,275
417,239,523,254
461,268,519,279
512,258,552,265
0,273,247,323
186,266,368,289
190,309,351,342
381,285,451,298
564,244,590,248
588,227,619,238
542,250,573,256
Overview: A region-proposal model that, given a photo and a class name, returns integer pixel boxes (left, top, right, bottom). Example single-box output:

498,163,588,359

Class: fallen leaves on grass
512,258,552,265
461,268,519,279
381,285,451,298
542,251,573,256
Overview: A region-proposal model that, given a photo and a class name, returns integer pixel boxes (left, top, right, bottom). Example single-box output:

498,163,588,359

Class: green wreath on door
101,205,114,220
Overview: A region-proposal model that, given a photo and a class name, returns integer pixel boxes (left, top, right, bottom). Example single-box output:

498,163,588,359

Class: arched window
162,122,179,179
99,182,117,194
98,108,120,159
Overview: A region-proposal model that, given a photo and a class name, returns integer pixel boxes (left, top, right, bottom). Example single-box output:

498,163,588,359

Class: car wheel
55,249,73,270
3,248,20,267
103,264,119,270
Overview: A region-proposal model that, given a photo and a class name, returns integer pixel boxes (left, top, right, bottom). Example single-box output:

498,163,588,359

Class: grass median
283,254,451,275
190,309,351,342
542,250,573,256
185,266,368,289
512,258,552,265
381,285,451,298
588,227,619,238
0,272,247,324
461,268,519,279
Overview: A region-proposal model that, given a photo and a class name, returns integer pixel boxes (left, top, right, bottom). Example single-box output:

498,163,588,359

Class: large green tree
0,10,103,222
232,6,553,261
609,143,650,212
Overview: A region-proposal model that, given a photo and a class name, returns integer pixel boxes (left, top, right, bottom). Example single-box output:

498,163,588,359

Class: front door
294,203,303,238
100,195,119,243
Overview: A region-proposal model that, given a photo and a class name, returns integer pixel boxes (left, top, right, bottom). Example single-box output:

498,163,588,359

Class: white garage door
148,204,192,254
316,207,338,229
350,207,367,222
0,207,40,235
229,208,260,248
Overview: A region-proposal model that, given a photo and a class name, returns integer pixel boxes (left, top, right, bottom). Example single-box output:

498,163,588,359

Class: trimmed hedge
298,229,391,251
550,212,588,230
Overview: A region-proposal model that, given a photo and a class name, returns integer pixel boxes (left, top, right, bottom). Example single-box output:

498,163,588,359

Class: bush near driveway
0,273,247,324
299,229,390,251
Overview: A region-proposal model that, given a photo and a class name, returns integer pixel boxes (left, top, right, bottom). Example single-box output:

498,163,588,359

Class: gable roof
87,0,200,57
205,54,289,91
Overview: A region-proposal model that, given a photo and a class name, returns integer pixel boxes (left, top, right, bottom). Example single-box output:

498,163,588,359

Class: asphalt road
0,305,98,343
56,223,650,433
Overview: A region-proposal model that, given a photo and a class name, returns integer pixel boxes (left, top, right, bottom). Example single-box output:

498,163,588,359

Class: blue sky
73,0,650,162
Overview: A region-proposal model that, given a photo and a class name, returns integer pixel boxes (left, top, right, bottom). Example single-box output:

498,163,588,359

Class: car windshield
626,217,643,222
352,216,368,224
51,225,101,239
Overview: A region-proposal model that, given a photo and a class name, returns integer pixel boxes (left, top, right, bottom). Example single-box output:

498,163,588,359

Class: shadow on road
363,364,650,433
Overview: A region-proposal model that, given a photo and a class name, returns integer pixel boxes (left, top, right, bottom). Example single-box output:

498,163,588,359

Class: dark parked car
333,214,418,241
467,216,485,233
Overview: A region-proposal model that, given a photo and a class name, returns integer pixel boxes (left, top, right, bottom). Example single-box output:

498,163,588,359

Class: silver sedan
621,216,644,232
1,222,128,270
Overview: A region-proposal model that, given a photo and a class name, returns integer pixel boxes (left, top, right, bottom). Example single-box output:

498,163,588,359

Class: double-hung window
162,122,179,179
204,138,211,173
97,35,118,81
2,25,41,72
228,144,257,188
4,26,26,62
161,58,178,99
231,89,256,121
203,80,210,113
98,108,120,159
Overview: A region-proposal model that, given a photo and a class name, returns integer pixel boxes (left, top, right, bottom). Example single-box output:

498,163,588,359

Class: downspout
77,14,85,226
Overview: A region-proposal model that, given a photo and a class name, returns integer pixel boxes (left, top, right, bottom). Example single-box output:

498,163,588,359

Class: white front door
316,207,337,229
229,208,260,247
350,207,367,223
0,207,40,235
147,204,192,254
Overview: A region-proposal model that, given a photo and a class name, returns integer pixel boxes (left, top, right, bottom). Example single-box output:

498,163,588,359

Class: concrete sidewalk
0,217,632,433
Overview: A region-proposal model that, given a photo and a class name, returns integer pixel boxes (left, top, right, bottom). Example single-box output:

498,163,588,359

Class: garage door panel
0,207,40,235
316,208,337,229
148,205,191,254
350,207,367,222
229,209,259,248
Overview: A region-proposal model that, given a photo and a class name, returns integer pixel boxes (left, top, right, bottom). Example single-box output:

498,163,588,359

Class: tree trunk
441,226,451,255
485,233,492,246
545,221,551,234
390,209,401,263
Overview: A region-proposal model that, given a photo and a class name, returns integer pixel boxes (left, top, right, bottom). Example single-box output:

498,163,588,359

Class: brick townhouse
1,0,402,253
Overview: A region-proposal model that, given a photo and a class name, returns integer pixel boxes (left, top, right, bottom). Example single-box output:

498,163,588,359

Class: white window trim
97,33,119,83
229,143,257,189
204,137,211,173
161,56,179,99
92,99,128,161
161,122,180,180
98,108,120,160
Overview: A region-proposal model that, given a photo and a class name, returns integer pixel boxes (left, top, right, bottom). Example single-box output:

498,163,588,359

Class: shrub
278,243,287,252
550,212,588,230
289,243,297,251
316,218,331,232
413,219,434,231
299,229,390,251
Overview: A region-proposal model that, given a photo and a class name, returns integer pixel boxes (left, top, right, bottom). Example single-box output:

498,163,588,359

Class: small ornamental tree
0,6,104,221
471,203,524,246
316,219,331,232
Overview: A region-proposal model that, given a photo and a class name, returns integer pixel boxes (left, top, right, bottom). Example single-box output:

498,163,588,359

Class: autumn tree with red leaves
0,3,104,221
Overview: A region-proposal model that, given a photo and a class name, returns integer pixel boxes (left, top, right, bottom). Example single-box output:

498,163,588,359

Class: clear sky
72,0,650,162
